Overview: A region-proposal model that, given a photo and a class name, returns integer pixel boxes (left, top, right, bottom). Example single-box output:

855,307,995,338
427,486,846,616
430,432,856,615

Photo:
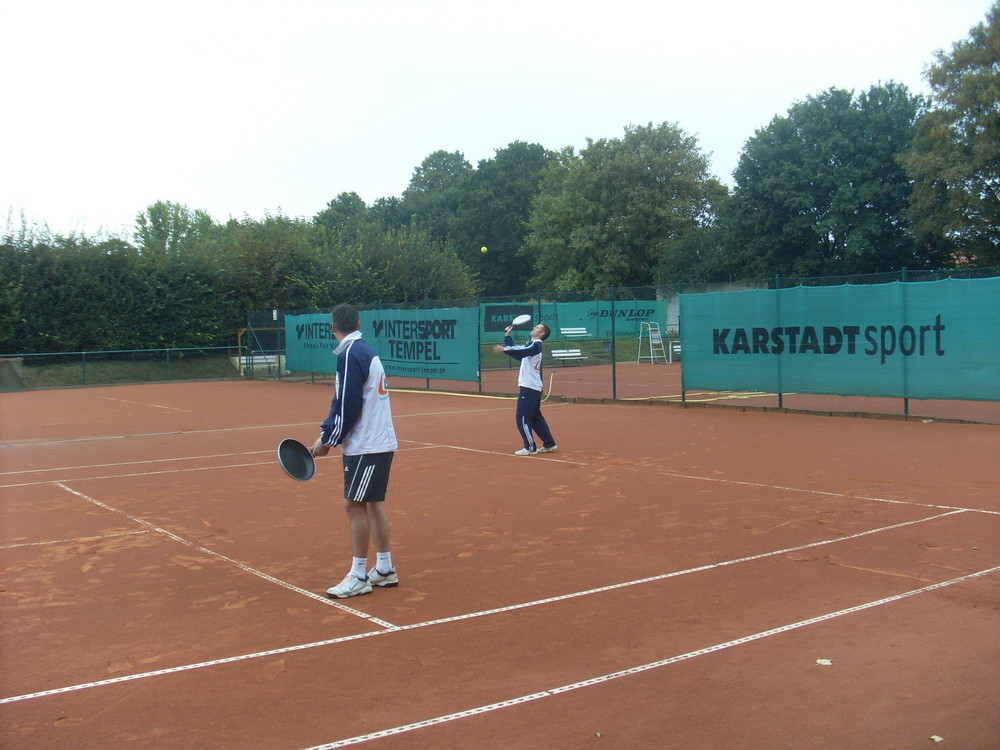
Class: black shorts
342,452,394,502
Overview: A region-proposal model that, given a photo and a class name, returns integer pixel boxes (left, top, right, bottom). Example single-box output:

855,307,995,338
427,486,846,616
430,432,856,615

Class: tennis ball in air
481,246,488,253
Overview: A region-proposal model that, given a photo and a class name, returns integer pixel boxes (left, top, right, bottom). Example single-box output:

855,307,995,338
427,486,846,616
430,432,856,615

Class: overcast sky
1,0,994,238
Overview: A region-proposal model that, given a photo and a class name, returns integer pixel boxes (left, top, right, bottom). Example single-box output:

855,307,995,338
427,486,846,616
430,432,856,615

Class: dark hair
331,303,360,333
538,323,551,340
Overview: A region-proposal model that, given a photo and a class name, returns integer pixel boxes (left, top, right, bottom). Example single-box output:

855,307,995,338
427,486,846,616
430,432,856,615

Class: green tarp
285,308,481,382
680,278,1000,401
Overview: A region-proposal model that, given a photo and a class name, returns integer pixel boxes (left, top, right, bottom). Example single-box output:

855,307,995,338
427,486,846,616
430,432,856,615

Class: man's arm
318,344,369,447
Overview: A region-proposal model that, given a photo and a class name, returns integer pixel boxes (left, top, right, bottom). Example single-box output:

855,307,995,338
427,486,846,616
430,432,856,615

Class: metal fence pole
679,282,686,402
902,267,909,417
775,275,783,409
610,286,617,400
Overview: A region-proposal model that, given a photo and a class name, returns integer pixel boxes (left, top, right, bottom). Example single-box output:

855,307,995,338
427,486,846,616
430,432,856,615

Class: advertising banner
285,308,481,382
539,300,667,339
680,278,1000,400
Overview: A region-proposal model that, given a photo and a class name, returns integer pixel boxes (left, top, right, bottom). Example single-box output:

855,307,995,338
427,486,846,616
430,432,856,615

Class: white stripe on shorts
355,463,376,500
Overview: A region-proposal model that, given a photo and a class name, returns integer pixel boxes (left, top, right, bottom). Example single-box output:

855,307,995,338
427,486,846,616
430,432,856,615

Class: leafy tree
216,213,325,312
524,123,725,291
902,2,1000,265
0,241,25,349
0,275,20,347
655,223,732,284
134,200,215,263
314,191,369,245
0,233,235,353
130,260,234,348
304,221,477,307
400,150,472,241
448,141,555,297
3,237,136,351
726,83,927,277
368,196,408,230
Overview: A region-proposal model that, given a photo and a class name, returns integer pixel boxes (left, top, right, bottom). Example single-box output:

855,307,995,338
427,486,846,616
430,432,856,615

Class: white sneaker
326,573,372,598
368,567,399,588
537,444,558,453
514,448,536,456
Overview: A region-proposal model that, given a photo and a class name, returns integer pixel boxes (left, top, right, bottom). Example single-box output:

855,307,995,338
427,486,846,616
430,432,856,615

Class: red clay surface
1,380,998,749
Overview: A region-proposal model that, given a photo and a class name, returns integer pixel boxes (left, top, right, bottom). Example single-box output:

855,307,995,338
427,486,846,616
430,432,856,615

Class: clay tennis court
2,380,998,748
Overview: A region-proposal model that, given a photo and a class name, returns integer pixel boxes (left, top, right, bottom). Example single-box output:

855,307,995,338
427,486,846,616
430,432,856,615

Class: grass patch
14,354,239,389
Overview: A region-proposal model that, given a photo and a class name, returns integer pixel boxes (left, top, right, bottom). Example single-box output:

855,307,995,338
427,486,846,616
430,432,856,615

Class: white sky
1,0,994,238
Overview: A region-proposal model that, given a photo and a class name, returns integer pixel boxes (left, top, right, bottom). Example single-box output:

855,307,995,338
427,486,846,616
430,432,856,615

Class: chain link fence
239,268,1000,425
5,268,998,425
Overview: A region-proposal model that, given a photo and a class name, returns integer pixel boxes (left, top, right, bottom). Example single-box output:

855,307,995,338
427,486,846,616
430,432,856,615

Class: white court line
305,564,1000,750
102,397,190,412
650,467,1000,515
0,461,280,488
5,439,996,516
401,440,589,466
0,445,434,488
403,442,1000,515
0,508,974,706
0,450,276,477
620,391,773,402
52,483,398,631
0,405,514,449
0,422,315,449
0,529,150,550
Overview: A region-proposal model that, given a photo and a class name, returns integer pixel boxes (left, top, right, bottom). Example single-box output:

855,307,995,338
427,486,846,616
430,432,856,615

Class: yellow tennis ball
480,246,488,253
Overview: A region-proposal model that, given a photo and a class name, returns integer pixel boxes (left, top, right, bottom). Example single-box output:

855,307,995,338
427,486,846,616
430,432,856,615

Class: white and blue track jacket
502,335,544,392
320,331,398,456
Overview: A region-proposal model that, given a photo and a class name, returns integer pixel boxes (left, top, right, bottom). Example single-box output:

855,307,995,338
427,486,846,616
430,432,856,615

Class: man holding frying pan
493,318,558,456
311,303,399,598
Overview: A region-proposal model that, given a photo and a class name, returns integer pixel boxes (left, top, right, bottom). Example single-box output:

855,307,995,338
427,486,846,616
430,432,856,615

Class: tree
314,191,369,245
726,83,927,278
216,213,325,312
655,223,732,284
304,221,477,307
134,201,215,263
523,123,725,291
131,259,234,348
0,240,25,350
447,141,555,297
368,196,408,231
5,237,139,351
0,232,235,353
400,150,472,241
902,2,1000,265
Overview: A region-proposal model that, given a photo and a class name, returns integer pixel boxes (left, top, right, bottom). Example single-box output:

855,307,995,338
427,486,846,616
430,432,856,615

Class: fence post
610,287,618,400
476,296,483,394
775,275,783,409
901,270,909,416
679,282,686,402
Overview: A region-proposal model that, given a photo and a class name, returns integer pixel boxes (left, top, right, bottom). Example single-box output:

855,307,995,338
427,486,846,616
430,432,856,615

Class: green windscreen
480,300,667,339
679,278,1000,401
285,308,481,382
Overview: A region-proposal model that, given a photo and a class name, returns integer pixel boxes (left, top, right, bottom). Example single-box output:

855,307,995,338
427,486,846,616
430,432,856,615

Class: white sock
376,552,393,574
351,557,368,579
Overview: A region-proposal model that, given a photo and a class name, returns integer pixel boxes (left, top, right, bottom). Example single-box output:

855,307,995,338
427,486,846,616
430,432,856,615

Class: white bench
560,327,591,339
669,342,682,364
235,354,282,376
551,348,587,365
